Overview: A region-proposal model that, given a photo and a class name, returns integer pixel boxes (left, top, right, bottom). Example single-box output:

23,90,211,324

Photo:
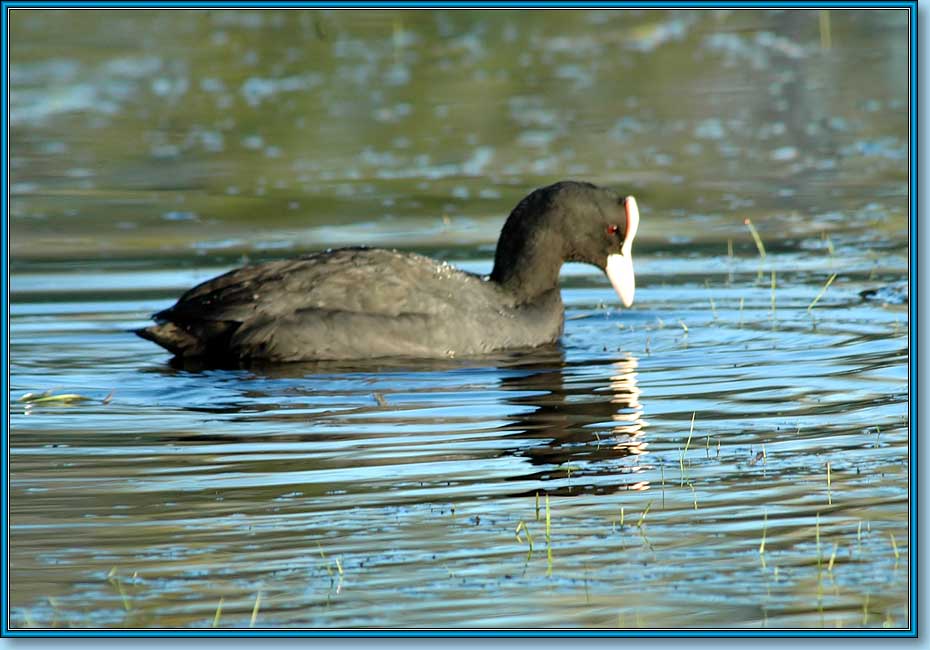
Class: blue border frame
1,1,917,639
908,0,917,637
1,0,7,641
0,1,921,6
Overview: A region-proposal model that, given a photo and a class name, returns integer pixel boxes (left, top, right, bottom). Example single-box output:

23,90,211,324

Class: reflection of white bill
606,195,639,307
609,355,645,446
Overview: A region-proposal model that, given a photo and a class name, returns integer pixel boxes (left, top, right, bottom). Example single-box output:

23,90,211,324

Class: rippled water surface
9,9,910,630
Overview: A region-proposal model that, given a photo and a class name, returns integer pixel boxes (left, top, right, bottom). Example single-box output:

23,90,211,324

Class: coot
136,180,640,362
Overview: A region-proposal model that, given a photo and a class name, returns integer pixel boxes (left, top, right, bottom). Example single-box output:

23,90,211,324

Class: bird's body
136,181,640,363
139,247,564,361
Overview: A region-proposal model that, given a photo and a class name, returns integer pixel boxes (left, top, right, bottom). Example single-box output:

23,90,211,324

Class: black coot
136,181,640,362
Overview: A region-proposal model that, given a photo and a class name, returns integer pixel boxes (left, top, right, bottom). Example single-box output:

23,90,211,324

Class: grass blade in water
808,273,838,312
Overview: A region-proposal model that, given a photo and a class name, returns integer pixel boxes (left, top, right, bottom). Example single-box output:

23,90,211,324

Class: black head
490,181,639,305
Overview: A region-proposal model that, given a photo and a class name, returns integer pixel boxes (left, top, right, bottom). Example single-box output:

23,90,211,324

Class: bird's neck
489,229,565,303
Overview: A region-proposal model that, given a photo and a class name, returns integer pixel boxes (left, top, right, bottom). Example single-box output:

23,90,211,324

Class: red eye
607,224,620,235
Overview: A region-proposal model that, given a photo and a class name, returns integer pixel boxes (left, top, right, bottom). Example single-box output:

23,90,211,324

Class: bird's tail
134,322,204,358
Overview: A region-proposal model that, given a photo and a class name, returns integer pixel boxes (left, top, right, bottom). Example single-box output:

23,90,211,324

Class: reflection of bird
136,181,640,363
145,350,648,497
499,353,647,495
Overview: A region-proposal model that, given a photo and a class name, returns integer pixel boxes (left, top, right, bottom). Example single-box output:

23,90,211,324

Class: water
9,9,910,629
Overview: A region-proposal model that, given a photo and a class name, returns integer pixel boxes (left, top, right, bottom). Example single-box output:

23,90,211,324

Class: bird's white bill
606,194,639,307
606,252,635,307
